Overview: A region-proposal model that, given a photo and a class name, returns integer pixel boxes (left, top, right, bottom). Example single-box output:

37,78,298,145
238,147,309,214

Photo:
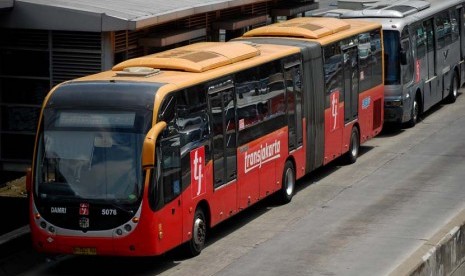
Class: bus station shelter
0,0,318,175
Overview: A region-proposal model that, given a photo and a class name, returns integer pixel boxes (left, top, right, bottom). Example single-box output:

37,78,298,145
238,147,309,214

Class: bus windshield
36,110,146,204
383,30,401,85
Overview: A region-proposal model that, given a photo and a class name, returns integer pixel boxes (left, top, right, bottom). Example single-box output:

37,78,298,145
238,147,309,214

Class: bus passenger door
343,46,359,124
284,62,303,151
156,136,183,253
323,45,344,164
208,80,237,210
424,19,436,110
460,7,465,86
435,12,453,102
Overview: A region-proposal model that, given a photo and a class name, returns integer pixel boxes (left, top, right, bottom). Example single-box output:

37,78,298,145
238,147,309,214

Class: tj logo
331,91,339,131
191,146,205,198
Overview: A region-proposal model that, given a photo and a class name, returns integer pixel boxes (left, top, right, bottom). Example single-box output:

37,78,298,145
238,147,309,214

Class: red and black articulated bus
27,17,384,257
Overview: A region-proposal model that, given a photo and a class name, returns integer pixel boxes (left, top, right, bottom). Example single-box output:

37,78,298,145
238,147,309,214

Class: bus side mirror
25,167,32,195
142,121,167,168
400,50,407,65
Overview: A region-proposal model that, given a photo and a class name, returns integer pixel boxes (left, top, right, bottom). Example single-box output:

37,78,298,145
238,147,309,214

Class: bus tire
344,127,359,164
404,96,419,128
186,207,206,257
277,160,295,204
446,72,458,104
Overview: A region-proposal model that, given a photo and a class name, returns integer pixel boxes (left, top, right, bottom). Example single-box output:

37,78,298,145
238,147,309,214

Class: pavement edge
389,208,465,276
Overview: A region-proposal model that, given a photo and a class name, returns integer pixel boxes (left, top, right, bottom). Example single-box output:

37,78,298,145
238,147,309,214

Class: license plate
73,247,97,255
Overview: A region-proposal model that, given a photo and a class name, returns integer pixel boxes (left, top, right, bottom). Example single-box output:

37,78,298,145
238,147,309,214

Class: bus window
176,87,209,150
371,29,383,87
236,60,286,145
258,60,285,119
236,67,260,130
159,136,181,204
425,20,435,53
156,95,183,205
400,29,414,85
383,30,401,85
358,29,383,91
294,64,303,146
175,87,211,190
323,42,343,100
343,46,360,123
224,86,237,183
436,11,452,48
415,24,427,59
451,9,460,42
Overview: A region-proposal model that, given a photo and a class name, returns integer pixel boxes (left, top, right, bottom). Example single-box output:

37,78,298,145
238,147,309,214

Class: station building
0,0,318,175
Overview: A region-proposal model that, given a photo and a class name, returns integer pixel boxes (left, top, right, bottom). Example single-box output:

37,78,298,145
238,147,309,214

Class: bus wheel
277,160,295,204
344,127,359,164
186,208,206,257
405,97,419,128
446,72,458,104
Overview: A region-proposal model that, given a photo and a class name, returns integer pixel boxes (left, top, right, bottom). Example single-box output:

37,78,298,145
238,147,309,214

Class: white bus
312,0,465,127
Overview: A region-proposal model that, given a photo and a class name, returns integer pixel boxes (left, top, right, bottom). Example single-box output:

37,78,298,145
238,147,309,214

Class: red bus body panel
324,90,344,165
358,84,384,143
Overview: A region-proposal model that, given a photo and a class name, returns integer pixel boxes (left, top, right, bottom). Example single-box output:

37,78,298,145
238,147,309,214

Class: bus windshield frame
35,108,151,205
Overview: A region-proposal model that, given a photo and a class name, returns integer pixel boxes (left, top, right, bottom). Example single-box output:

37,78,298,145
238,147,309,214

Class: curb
389,208,465,276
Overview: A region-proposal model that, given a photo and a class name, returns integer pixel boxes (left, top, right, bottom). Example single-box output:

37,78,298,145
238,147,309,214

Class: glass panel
38,130,143,202
358,30,383,91
210,92,225,187
401,29,414,85
436,12,451,48
285,68,296,149
160,136,181,203
236,67,261,129
324,43,343,95
37,109,146,204
383,30,401,85
223,88,236,182
415,25,426,58
425,20,435,53
451,9,460,42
